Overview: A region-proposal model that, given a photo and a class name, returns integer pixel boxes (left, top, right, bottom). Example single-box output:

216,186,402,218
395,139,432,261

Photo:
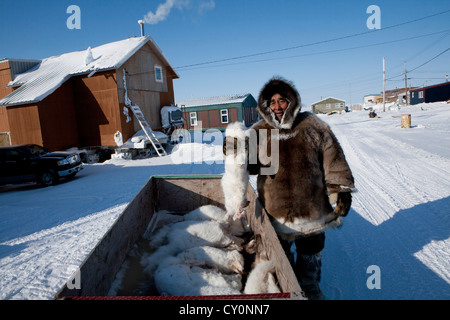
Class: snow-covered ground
0,102,449,300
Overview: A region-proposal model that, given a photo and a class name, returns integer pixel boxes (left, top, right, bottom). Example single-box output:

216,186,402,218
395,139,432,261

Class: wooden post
401,114,411,128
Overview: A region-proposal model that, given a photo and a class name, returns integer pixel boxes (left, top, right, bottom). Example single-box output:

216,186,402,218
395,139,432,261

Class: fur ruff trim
271,215,342,241
257,77,302,130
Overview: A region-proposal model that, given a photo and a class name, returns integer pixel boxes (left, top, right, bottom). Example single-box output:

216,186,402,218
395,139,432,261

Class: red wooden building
0,36,178,150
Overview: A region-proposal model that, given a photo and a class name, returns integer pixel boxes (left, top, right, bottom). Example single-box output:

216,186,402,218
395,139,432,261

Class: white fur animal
184,205,246,235
148,205,247,251
142,220,243,274
222,122,250,223
179,246,245,274
154,255,242,296
184,205,246,236
144,210,184,239
244,259,281,294
183,204,227,222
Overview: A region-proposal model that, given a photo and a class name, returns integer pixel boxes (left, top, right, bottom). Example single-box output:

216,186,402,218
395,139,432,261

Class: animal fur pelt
242,234,280,294
184,205,227,221
221,121,250,223
184,205,247,236
244,259,280,294
154,255,242,296
179,246,244,274
147,205,245,250
141,219,244,275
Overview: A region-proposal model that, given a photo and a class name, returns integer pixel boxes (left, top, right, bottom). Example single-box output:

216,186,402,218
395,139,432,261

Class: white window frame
335,102,344,108
189,112,198,126
154,65,163,83
326,104,331,109
220,109,229,124
418,91,424,99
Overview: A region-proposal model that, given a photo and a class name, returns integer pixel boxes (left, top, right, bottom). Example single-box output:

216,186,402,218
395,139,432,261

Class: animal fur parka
248,77,355,240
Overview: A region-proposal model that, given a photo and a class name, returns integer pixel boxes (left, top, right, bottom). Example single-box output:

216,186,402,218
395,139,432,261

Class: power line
177,29,450,72
386,47,450,80
408,47,450,73
174,9,450,70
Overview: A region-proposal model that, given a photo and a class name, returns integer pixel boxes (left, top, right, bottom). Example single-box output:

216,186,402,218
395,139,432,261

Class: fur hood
257,77,302,130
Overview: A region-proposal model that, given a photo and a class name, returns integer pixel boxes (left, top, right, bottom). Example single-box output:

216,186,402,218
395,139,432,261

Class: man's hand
333,192,352,217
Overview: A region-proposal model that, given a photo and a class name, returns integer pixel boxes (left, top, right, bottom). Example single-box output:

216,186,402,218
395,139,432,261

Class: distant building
383,87,418,104
409,81,450,105
177,94,257,131
311,97,345,114
363,94,382,104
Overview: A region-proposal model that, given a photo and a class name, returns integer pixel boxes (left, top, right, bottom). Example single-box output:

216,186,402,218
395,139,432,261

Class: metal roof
0,36,178,107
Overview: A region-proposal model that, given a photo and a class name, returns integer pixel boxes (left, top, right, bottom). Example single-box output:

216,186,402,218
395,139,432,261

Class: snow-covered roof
176,93,252,108
0,36,178,107
311,96,345,106
364,93,382,97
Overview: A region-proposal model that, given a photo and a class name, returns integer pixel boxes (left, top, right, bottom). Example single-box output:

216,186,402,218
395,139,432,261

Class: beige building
311,97,345,114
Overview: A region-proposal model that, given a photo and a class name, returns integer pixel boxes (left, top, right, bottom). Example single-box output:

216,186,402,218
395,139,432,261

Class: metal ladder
123,69,167,157
129,105,167,157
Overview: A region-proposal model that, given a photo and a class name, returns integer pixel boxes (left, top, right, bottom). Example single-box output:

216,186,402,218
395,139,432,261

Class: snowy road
321,105,450,299
0,102,449,299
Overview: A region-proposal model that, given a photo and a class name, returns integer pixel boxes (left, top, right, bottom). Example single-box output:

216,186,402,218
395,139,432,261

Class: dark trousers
279,233,325,286
279,232,325,260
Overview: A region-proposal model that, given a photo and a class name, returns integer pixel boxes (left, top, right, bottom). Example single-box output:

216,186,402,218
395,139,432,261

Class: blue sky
1,0,449,106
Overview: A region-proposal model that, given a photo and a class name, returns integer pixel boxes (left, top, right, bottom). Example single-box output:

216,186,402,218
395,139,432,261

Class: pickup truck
0,144,83,187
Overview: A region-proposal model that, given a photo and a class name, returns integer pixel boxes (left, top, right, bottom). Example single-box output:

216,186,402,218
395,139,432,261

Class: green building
177,93,258,131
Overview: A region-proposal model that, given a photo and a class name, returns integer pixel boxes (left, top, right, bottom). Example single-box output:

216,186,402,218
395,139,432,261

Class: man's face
269,93,288,121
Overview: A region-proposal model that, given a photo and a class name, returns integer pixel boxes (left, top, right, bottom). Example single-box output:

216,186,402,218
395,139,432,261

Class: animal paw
234,208,246,220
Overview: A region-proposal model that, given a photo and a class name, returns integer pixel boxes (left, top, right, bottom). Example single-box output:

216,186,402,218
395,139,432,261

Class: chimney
138,20,145,37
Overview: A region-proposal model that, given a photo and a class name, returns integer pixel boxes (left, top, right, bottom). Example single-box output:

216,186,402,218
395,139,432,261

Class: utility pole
404,61,408,105
383,57,386,112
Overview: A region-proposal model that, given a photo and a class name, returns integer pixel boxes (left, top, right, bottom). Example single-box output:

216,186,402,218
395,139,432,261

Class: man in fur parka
231,77,354,299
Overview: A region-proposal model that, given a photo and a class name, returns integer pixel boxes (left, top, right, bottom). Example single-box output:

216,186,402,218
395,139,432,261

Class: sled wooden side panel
153,176,257,216
248,199,302,294
154,177,226,212
56,176,156,297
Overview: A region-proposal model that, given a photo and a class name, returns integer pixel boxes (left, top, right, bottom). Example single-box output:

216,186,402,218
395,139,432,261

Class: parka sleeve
321,128,355,194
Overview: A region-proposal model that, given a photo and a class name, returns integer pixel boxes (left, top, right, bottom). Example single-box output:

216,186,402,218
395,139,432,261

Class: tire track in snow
325,115,450,299
334,123,449,225
0,204,125,300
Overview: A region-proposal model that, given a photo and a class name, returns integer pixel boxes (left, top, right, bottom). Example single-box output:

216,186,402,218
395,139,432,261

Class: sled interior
55,174,302,298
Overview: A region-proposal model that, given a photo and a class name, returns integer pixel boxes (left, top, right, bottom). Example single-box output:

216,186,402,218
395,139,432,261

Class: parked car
0,144,83,187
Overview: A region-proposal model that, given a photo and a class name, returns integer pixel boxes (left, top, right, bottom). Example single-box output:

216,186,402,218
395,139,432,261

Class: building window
189,112,198,126
418,91,424,99
220,109,229,124
326,104,331,109
154,65,163,83
335,103,344,108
